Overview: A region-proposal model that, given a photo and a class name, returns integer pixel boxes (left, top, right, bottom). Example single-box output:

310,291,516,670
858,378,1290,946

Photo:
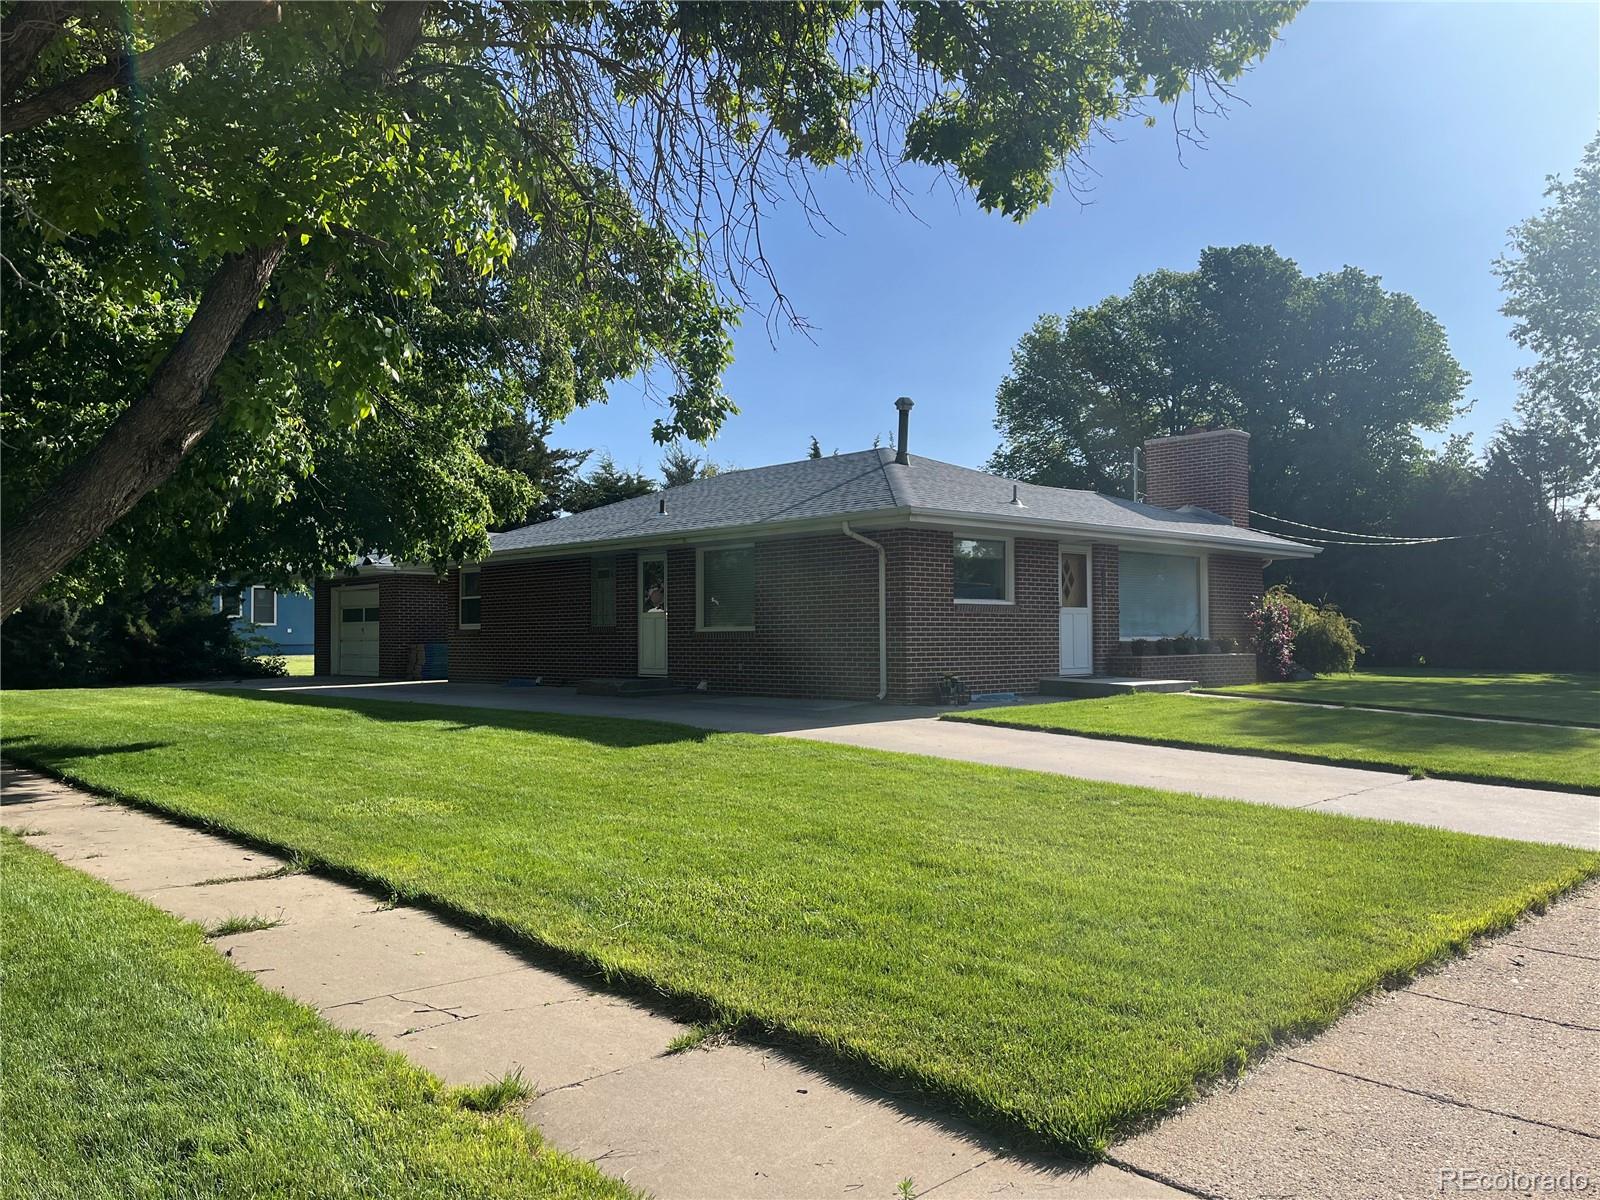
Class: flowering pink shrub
1248,592,1296,680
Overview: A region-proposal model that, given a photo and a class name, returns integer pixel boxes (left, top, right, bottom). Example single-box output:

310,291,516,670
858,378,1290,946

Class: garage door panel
336,589,380,677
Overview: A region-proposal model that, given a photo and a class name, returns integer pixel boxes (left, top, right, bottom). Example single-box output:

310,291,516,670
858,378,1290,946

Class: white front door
638,553,668,677
336,586,380,677
1058,548,1092,676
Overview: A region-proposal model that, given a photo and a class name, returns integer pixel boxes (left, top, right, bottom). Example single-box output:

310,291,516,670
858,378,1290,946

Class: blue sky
556,1,1599,477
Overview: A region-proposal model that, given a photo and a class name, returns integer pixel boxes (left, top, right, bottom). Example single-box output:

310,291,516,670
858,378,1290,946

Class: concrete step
575,677,691,698
1038,676,1196,699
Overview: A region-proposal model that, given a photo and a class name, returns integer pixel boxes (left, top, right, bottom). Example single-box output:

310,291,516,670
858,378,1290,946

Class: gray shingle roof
489,449,1314,557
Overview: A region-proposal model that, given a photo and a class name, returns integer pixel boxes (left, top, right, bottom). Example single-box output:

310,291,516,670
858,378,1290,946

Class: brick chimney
1142,428,1250,527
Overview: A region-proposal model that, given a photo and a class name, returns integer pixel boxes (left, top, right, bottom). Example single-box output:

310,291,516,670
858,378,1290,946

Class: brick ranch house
314,410,1315,702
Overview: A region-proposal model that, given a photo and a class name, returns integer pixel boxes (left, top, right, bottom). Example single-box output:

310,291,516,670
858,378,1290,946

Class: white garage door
336,588,380,676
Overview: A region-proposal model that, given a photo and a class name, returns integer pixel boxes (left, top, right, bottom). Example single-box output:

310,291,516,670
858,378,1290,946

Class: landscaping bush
1154,638,1175,656
1250,586,1363,677
1292,606,1364,674
1172,635,1198,655
1130,639,1151,657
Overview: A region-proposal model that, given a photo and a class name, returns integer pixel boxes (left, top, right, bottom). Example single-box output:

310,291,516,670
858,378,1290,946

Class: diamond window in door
642,558,667,612
1061,552,1087,607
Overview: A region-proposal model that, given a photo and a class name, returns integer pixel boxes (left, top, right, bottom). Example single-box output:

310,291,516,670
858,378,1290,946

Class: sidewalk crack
1283,1056,1598,1140
1408,990,1600,1033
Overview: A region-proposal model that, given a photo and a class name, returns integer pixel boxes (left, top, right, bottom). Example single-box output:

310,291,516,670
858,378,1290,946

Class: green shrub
1263,585,1363,675
1172,635,1198,655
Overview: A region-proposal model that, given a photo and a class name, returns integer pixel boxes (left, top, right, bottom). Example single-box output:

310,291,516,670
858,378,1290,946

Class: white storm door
638,553,668,677
1058,548,1092,676
337,587,380,677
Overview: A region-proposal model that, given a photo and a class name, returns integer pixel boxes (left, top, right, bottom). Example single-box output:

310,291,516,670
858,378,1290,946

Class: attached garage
315,570,455,679
334,586,380,676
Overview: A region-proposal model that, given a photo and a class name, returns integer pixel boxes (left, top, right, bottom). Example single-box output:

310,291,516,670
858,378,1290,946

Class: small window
459,569,481,629
698,545,754,630
953,537,1009,602
341,606,364,624
250,587,277,626
365,607,380,623
1061,552,1087,608
224,589,244,619
591,556,616,627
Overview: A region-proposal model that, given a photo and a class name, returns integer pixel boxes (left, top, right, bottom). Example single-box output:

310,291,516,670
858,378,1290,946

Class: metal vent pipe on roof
894,396,913,465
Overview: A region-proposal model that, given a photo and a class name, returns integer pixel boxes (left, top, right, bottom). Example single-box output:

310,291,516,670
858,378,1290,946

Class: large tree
1494,131,1600,508
989,245,1466,529
1,0,1303,617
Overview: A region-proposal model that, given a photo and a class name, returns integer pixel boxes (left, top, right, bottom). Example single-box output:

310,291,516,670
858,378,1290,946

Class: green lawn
1206,670,1600,727
280,653,315,676
4,688,1595,1155
0,833,628,1200
947,692,1600,792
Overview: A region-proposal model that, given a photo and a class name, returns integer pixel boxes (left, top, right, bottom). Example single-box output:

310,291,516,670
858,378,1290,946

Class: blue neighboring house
215,584,314,655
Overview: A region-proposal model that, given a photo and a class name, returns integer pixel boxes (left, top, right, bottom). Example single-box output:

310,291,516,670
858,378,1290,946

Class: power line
1249,509,1537,545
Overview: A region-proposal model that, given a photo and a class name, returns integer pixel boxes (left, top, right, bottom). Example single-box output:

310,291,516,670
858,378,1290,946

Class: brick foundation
1107,651,1258,687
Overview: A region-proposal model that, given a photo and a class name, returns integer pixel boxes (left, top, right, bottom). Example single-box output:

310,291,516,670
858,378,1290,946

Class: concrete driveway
200,678,1600,848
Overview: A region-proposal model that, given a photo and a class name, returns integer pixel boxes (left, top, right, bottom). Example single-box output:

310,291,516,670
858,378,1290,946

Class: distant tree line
991,136,1599,671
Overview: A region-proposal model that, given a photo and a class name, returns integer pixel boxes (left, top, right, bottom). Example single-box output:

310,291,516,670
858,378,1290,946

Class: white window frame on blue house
249,586,277,627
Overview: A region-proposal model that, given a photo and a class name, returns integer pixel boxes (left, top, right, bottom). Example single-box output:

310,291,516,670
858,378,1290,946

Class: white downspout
841,521,887,701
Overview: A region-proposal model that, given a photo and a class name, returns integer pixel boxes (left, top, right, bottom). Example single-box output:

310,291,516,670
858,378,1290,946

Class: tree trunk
0,1,428,619
1,242,285,618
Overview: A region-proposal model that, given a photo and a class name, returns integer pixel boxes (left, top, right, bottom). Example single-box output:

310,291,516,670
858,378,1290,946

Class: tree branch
2,0,280,136
1,0,83,106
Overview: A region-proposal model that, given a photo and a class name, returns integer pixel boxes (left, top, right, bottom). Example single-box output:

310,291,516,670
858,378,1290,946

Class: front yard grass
0,833,629,1200
947,692,1600,792
4,687,1596,1155
1205,669,1599,727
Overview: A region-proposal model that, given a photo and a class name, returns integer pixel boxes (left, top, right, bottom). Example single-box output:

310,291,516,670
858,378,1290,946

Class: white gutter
841,521,887,701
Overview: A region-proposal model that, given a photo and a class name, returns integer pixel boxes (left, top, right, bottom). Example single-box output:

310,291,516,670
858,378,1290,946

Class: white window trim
952,532,1015,606
1118,549,1209,640
224,588,244,619
695,543,756,632
459,568,482,630
249,586,277,627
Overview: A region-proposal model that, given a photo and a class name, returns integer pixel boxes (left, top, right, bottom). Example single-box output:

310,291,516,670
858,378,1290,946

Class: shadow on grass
211,687,717,750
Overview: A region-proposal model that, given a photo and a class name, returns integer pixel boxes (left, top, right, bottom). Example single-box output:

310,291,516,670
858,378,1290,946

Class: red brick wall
664,534,881,699
448,554,638,684
313,581,332,675
1143,429,1250,526
883,529,1060,703
377,574,454,679
1208,554,1266,640
1091,542,1120,675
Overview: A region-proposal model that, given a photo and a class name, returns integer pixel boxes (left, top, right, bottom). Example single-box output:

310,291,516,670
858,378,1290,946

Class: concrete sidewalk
203,679,1600,848
6,762,1596,1200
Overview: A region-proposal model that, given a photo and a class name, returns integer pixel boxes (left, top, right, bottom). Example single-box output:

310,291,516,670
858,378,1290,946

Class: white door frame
1057,544,1093,676
333,584,380,677
637,551,668,677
